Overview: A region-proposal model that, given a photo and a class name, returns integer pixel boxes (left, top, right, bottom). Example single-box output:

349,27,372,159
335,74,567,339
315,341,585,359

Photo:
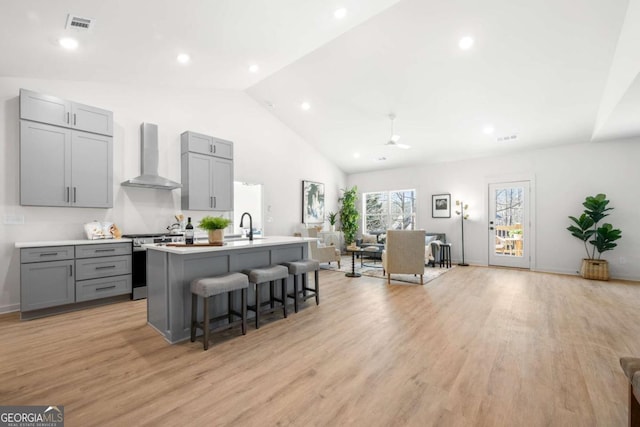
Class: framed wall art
432,193,451,218
302,180,325,224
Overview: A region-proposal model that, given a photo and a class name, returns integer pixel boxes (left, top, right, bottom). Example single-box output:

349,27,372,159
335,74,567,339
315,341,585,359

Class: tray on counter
165,242,226,247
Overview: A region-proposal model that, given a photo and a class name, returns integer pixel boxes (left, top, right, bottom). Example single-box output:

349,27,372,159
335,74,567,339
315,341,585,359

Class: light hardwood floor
1,267,639,426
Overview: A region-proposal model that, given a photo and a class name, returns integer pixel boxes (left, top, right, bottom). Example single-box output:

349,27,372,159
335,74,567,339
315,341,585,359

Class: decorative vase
208,229,224,244
330,224,336,232
580,259,609,281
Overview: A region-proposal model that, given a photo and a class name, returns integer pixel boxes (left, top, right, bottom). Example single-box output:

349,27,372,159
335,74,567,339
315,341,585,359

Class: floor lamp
455,200,469,266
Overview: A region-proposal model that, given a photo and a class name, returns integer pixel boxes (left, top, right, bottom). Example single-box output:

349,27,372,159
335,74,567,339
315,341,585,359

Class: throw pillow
362,234,377,244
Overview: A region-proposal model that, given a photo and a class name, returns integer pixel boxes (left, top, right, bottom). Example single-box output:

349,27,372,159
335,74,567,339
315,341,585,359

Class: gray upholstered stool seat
282,260,320,313
190,272,249,350
242,265,289,329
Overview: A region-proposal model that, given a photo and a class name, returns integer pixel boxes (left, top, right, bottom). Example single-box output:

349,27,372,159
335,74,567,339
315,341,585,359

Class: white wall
0,77,346,312
348,140,640,280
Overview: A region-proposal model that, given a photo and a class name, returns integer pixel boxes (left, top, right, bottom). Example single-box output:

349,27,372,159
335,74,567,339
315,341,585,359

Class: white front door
488,181,531,269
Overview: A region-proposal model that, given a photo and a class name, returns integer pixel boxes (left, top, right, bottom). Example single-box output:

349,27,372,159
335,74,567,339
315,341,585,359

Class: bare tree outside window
363,190,416,234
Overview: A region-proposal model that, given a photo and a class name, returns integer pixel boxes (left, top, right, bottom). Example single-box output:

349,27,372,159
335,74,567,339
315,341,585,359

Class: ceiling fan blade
396,143,411,149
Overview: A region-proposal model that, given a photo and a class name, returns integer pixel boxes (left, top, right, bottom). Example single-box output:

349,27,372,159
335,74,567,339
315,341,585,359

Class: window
363,189,416,235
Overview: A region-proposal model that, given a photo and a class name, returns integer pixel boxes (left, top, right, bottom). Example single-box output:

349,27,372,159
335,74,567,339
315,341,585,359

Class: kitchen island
145,236,310,343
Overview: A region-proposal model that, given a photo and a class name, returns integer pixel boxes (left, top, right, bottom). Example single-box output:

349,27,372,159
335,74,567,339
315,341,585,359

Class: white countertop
143,236,311,254
15,238,133,248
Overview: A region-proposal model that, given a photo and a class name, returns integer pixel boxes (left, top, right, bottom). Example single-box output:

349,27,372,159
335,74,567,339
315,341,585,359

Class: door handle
209,143,213,153
66,186,70,203
489,226,495,230
69,265,73,277
214,196,216,208
210,196,213,208
213,145,216,154
73,113,77,126
66,112,70,124
73,187,77,203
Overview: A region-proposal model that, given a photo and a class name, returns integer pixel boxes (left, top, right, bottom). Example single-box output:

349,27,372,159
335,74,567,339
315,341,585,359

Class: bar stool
242,265,289,329
190,272,248,351
439,243,452,268
282,260,320,313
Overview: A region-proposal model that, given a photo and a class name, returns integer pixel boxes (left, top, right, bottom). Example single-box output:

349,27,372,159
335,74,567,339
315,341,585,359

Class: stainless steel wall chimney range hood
121,123,182,190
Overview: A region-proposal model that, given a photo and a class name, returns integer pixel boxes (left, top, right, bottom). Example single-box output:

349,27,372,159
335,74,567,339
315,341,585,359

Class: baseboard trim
0,304,20,314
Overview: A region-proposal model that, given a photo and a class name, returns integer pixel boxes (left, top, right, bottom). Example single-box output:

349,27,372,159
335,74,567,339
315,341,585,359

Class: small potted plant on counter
328,211,338,232
567,193,622,280
199,216,232,244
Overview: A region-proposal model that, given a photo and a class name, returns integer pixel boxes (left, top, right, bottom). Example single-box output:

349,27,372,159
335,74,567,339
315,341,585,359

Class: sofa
357,231,446,266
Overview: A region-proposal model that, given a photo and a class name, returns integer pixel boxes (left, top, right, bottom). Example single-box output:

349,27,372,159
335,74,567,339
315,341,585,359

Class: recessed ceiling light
59,37,78,50
176,53,190,64
301,102,311,111
334,8,347,19
483,125,494,135
458,36,474,50
249,64,259,73
353,152,360,158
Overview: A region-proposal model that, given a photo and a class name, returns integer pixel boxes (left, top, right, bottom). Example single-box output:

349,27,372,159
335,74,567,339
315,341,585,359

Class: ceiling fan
385,114,410,149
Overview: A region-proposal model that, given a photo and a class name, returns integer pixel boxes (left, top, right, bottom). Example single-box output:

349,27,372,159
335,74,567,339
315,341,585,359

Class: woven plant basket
580,259,609,281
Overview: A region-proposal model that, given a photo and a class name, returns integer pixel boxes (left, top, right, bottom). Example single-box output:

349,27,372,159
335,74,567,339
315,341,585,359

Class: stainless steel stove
122,233,184,299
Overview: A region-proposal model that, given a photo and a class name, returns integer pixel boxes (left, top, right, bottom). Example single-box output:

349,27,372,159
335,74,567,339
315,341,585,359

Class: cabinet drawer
76,255,131,280
181,131,233,159
21,246,74,263
76,243,131,258
76,275,131,302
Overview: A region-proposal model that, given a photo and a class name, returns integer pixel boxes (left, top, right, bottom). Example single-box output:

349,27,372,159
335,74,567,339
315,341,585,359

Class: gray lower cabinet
20,120,113,208
20,243,132,317
180,131,233,211
20,88,113,136
21,259,75,311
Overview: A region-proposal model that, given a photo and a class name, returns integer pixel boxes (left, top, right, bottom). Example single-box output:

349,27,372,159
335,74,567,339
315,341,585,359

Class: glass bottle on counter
185,217,194,245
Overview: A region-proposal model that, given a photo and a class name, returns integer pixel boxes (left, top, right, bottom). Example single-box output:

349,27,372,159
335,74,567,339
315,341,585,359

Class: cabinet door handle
73,187,77,203
210,196,213,208
213,145,216,154
96,285,117,291
214,196,216,208
66,112,70,124
95,265,116,270
66,186,70,203
40,252,58,257
209,143,213,153
73,113,77,126
69,265,73,277
95,248,115,252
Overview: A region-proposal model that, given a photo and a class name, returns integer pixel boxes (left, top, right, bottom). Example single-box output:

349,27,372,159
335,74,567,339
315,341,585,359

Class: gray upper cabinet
20,89,113,136
19,89,113,208
181,131,233,160
181,131,234,211
20,121,113,208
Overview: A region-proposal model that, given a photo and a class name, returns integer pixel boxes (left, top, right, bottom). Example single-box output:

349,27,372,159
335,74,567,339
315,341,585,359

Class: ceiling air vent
65,14,94,31
497,133,519,143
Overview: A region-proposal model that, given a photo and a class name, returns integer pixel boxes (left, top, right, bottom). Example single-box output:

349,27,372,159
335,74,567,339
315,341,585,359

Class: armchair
307,228,341,268
382,230,426,285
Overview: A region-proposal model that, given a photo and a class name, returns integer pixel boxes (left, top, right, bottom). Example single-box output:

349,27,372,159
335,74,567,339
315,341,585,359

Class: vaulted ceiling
1,0,636,174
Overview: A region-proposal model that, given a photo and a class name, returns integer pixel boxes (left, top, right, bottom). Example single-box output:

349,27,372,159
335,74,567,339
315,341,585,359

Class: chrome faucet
239,212,253,241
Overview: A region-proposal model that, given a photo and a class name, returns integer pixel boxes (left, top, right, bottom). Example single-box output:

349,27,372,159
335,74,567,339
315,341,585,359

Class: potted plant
509,229,523,239
339,186,359,248
199,216,232,244
567,193,622,280
328,211,338,232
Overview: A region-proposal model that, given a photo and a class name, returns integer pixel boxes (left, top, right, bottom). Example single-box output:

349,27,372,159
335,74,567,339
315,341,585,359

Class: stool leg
270,280,275,309
293,275,299,313
203,296,210,351
314,270,320,305
228,291,233,324
302,273,308,298
190,294,197,342
281,278,288,318
255,283,261,329
241,288,247,335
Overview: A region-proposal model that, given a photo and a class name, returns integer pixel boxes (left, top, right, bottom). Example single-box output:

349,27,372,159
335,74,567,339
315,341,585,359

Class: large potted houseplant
339,186,359,248
567,193,622,280
199,216,232,244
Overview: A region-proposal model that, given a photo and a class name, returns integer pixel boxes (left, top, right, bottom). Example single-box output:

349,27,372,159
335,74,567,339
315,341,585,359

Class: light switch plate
4,214,25,225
